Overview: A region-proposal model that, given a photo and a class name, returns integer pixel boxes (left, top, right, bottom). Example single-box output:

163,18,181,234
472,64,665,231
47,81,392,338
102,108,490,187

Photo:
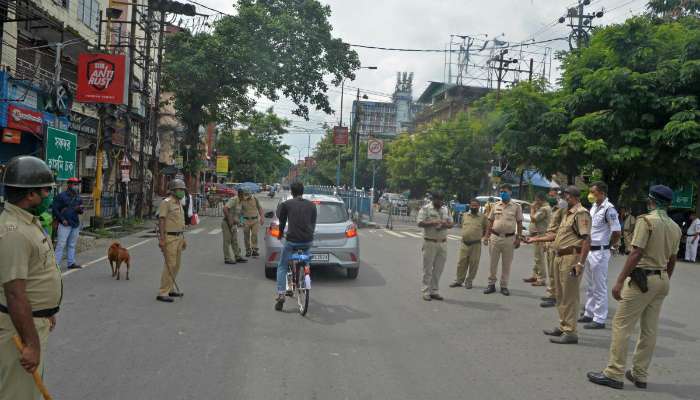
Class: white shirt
589,198,621,246
688,218,700,236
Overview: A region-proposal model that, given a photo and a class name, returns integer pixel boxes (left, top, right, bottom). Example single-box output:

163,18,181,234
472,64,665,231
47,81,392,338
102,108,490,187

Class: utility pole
351,88,360,190
558,0,604,51
147,10,166,217
92,10,113,220
136,3,154,218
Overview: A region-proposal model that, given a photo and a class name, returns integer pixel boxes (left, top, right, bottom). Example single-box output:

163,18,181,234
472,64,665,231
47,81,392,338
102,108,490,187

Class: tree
216,109,292,183
163,0,360,177
647,0,700,19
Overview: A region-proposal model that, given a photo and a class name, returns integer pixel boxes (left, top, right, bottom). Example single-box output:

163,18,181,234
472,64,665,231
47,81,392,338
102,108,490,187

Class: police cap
563,185,581,197
168,179,186,191
649,185,673,204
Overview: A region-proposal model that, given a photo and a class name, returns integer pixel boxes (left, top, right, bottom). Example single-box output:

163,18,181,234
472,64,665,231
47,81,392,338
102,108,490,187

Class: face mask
173,190,185,200
547,197,557,207
68,185,78,193
500,191,511,202
30,193,52,216
558,199,568,209
587,193,596,203
470,207,479,214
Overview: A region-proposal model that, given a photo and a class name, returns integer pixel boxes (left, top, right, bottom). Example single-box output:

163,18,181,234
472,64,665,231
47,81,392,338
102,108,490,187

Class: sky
198,0,650,162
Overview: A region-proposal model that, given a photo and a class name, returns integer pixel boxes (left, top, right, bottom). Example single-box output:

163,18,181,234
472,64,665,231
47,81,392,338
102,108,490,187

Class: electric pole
558,0,604,51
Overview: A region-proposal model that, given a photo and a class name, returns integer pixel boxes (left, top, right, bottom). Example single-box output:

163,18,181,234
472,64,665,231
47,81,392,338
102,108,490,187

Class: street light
338,66,378,188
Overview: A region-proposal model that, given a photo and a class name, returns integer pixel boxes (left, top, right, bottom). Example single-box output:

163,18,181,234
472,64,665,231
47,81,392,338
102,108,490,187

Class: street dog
108,242,131,280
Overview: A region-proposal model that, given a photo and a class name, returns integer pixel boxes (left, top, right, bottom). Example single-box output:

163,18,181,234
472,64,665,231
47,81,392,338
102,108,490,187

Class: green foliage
216,109,292,183
162,0,360,173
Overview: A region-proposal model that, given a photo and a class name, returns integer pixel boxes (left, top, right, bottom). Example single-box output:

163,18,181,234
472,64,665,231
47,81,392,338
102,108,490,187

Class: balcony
15,57,78,93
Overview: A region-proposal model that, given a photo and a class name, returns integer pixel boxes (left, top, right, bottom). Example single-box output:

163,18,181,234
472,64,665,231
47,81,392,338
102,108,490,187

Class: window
315,203,348,224
77,0,100,32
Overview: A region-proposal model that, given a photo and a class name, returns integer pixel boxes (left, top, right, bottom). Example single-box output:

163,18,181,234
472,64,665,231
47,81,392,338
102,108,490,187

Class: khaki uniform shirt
224,197,241,222
631,209,681,270
417,203,451,240
240,196,260,218
530,203,552,235
552,202,591,251
488,201,523,235
460,212,487,242
158,196,185,232
0,203,62,311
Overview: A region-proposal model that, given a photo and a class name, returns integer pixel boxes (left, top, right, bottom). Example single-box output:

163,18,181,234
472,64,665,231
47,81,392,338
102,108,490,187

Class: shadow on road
305,301,372,325
310,263,386,288
643,383,700,400
577,336,677,358
442,298,509,312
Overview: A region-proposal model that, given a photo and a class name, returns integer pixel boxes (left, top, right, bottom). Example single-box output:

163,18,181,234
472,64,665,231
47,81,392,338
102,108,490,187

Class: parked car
205,182,236,198
378,193,410,215
238,182,261,193
264,194,361,279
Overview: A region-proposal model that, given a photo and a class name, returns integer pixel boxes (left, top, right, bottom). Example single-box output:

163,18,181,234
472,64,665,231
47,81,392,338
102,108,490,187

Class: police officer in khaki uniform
484,183,523,296
238,189,264,257
156,179,188,303
588,185,681,390
620,207,636,254
417,191,453,301
222,192,247,265
0,156,62,399
449,199,487,289
540,200,565,308
524,192,552,286
527,185,591,344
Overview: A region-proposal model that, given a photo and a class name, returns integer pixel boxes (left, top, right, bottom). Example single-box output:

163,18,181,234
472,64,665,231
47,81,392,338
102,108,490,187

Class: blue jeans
276,241,311,294
55,223,80,267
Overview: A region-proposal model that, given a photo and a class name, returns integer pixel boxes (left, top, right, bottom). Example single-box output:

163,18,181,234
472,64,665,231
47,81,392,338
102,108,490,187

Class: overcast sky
201,0,649,161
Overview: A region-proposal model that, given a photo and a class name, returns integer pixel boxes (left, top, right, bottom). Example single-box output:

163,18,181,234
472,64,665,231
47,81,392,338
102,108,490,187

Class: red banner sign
333,126,349,145
2,128,22,144
7,105,43,136
76,53,127,104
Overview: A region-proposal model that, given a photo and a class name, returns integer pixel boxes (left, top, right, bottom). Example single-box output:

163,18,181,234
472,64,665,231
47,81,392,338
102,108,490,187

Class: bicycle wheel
296,263,310,316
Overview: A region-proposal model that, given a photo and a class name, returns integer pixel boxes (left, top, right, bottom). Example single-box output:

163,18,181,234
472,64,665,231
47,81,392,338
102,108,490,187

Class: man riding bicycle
274,182,317,311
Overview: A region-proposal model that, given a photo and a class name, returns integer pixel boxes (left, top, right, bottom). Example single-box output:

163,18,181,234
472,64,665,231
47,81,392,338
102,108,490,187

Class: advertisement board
76,53,128,104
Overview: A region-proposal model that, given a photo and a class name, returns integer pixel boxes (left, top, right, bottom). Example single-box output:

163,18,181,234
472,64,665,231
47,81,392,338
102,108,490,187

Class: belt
590,245,611,251
462,239,481,246
556,246,582,257
492,232,515,237
424,238,447,243
166,232,184,236
642,269,663,276
242,216,258,219
0,304,60,318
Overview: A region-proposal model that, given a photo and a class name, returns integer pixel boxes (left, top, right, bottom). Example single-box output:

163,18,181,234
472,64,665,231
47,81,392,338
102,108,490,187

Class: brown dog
108,242,131,280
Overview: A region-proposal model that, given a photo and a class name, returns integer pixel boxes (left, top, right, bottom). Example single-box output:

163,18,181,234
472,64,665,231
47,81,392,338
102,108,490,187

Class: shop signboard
7,104,43,136
76,53,128,104
46,127,77,180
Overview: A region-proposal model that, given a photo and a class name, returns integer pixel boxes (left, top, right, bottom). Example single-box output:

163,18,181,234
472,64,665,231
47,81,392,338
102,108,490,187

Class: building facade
414,82,492,128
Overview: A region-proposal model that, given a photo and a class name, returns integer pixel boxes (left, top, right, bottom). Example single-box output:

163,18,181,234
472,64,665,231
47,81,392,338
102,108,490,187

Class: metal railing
15,58,78,92
305,185,373,221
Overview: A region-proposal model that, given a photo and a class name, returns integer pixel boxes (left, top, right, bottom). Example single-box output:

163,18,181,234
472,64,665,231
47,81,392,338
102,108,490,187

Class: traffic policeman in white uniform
580,181,621,329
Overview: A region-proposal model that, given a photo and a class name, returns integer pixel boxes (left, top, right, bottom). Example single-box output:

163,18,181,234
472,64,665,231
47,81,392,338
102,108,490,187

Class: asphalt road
43,196,700,400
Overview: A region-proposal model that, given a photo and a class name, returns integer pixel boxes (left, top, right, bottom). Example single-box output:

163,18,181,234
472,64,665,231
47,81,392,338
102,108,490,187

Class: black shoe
236,257,248,263
625,370,647,389
483,285,496,294
543,327,563,336
449,282,463,288
156,296,174,303
541,296,555,301
224,260,237,265
578,315,593,323
430,294,444,301
67,264,82,270
540,299,556,308
251,250,260,257
275,296,285,311
584,322,606,330
550,334,578,344
588,371,624,389
245,251,252,257
168,292,184,297
500,287,510,296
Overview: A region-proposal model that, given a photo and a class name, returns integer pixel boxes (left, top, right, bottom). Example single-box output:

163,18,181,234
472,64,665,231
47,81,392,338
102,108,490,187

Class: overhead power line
347,37,568,53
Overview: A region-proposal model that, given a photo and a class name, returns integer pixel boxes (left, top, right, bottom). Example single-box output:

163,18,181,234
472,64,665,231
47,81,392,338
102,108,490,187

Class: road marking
209,228,222,235
62,238,153,277
188,228,205,234
385,230,407,238
402,232,423,238
448,235,461,241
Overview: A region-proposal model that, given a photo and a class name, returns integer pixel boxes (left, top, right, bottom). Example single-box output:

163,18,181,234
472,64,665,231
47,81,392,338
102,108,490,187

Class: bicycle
286,248,311,315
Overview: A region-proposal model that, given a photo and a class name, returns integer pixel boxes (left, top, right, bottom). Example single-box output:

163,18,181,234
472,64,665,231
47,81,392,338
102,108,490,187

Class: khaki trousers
623,232,634,253
422,240,447,295
533,243,546,281
545,247,557,299
222,220,241,261
455,242,481,284
604,273,669,382
0,315,50,400
553,253,582,334
488,235,514,287
243,219,260,251
159,235,184,296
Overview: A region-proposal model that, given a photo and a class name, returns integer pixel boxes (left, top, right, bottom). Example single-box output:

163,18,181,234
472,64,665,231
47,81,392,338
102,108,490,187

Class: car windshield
316,202,347,224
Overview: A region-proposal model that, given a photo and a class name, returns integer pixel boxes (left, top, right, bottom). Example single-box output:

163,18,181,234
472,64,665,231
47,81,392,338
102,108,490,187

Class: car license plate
311,253,329,262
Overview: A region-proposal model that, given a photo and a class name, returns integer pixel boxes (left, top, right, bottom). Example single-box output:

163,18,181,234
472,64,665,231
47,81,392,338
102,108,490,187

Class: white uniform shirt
687,218,700,236
589,198,621,246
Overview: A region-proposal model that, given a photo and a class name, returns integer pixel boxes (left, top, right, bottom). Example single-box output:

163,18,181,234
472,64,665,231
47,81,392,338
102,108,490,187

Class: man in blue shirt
52,177,84,269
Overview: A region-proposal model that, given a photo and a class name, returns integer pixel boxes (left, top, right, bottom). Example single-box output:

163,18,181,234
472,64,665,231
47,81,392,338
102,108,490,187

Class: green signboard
672,185,694,209
46,127,77,181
